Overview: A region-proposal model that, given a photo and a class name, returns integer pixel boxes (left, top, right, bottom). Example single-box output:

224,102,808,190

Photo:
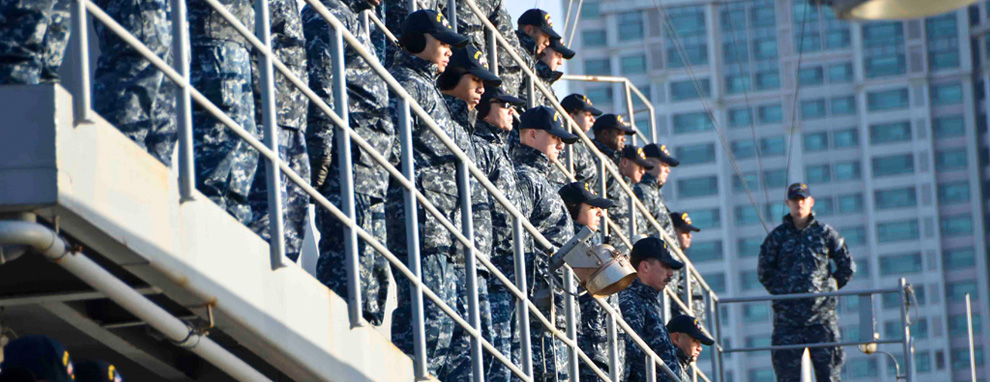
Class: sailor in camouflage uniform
92,0,175,166
303,0,395,324
381,0,439,67
513,106,579,382
472,84,525,382
438,44,501,380
667,314,715,382
559,94,602,188
441,0,522,102
605,146,652,255
532,37,573,110
620,237,683,382
384,10,472,379
668,212,706,322
558,182,625,382
758,183,855,382
590,114,634,166
188,0,259,224
0,0,68,84
514,9,558,106
248,0,311,262
635,143,679,243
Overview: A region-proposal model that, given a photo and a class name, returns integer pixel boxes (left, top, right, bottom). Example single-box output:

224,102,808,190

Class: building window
670,78,711,101
926,14,960,70
665,6,708,68
725,74,751,95
758,104,783,124
755,70,780,90
946,280,979,301
805,164,831,183
870,121,911,144
620,55,647,75
798,67,824,86
748,368,775,382
880,253,923,275
876,219,919,242
833,128,859,148
678,176,719,197
703,272,726,292
585,58,611,75
847,358,878,378
872,154,914,177
874,187,917,210
940,214,973,236
943,247,975,270
930,83,963,105
867,88,909,111
617,11,644,41
675,143,716,165
949,313,982,336
691,241,723,262
766,203,788,221
761,136,786,156
862,22,905,78
838,194,863,214
864,55,906,78
735,205,762,226
688,208,721,229
734,172,757,191
951,347,985,370
816,197,835,216
731,140,756,158
763,169,787,188
834,161,861,181
586,87,613,106
738,237,763,258
938,181,970,204
745,335,771,348
752,38,778,60
933,115,965,138
740,270,761,290
935,150,967,170
842,226,867,246
729,107,752,128
673,112,714,134
742,303,769,322
827,63,853,83
581,1,601,18
804,132,828,151
800,99,827,119
915,351,932,373
830,96,856,116
582,30,607,47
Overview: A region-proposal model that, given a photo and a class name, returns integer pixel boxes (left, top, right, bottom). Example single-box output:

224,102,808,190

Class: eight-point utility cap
0,335,75,382
560,94,603,116
518,9,562,39
559,181,614,209
480,85,525,106
449,45,501,85
548,38,575,59
621,146,655,170
787,182,811,200
592,114,636,135
518,106,578,144
643,143,680,167
75,361,124,382
670,211,701,232
401,10,469,48
667,314,715,345
630,237,684,270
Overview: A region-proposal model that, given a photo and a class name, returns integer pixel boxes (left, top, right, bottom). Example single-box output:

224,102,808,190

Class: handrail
559,73,657,143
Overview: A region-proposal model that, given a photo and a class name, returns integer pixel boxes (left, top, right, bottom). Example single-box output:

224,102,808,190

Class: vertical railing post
71,0,91,123
331,25,362,324
646,355,657,382
256,0,287,269
360,10,370,40
607,312,620,381
513,217,534,378
648,103,658,143
399,98,428,378
899,278,914,382
446,0,457,33
624,81,636,146
527,77,536,109
599,159,608,240
628,193,636,240
457,161,484,382
685,266,693,316
710,292,724,382
565,268,579,380
486,29,498,76
967,294,977,382
172,0,195,201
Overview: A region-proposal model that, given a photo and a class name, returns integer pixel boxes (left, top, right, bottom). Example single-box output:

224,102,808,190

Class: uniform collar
474,119,509,144
536,60,563,84
592,139,616,158
517,30,539,56
513,143,552,175
628,278,662,302
443,94,478,132
783,213,818,231
640,173,659,189
393,50,440,80
675,347,692,365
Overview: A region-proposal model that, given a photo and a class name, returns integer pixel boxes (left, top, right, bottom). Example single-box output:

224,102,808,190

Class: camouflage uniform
472,118,523,382
247,0,311,262
533,60,562,109
635,173,676,243
513,31,540,106
0,0,69,84
386,49,475,380
589,139,619,192
513,143,576,382
619,278,682,382
675,347,692,382
605,175,647,255
577,224,625,381
302,0,394,325
92,0,176,166
758,214,855,382
381,0,440,67
444,0,521,96
189,0,260,225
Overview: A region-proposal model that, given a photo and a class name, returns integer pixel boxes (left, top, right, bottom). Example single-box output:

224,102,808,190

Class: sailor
758,183,855,382
635,143,679,244
532,37,574,109
591,114,636,168
0,335,75,382
558,94,603,188
669,211,706,322
666,314,715,382
514,9,560,105
606,146,653,254
0,0,68,84
75,361,125,382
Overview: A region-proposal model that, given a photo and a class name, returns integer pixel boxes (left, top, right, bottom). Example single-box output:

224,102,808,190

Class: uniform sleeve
302,10,335,159
757,230,779,293
621,300,646,380
828,226,855,289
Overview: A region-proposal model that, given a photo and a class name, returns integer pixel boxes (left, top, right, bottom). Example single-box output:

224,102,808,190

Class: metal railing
61,0,729,381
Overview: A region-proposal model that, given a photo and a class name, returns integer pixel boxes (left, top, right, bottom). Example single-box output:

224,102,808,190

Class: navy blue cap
518,9,561,39
518,106,578,144
547,38,575,59
592,114,636,135
558,181,613,209
642,143,680,167
75,361,124,382
560,94,603,116
787,182,811,200
480,85,524,106
630,237,683,270
670,211,700,232
621,146,655,170
0,335,75,382
401,10,469,48
449,46,501,85
667,315,715,345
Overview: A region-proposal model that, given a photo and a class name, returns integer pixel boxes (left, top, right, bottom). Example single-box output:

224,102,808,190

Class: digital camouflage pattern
620,278,682,382
443,0,521,102
188,0,254,46
92,0,176,167
558,136,598,194
510,30,540,107
41,0,69,83
635,173,676,244
0,0,60,83
302,0,396,325
675,347,692,382
578,292,624,381
444,269,494,381
443,94,493,267
759,213,853,382
532,59,562,109
604,174,647,255
381,0,440,67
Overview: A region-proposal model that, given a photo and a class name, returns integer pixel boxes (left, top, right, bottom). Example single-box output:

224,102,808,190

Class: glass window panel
943,247,975,270
585,58,612,75
801,99,827,119
763,169,787,188
740,270,761,290
735,205,762,226
952,347,985,369
729,107,752,128
691,240,723,262
755,70,780,90
620,55,647,74
798,67,824,86
751,6,776,26
816,197,835,216
880,253,923,275
748,368,775,382
742,303,770,322
915,351,931,373
827,63,853,83
830,96,856,116
867,88,910,111
838,194,863,214
835,161,861,181
670,78,711,101
753,38,778,60
865,55,906,78
766,203,789,221
874,187,917,209
863,22,904,47
667,45,709,68
935,150,967,170
870,121,912,144
582,30,607,47
673,112,714,134
876,219,919,242
738,237,763,258
833,128,859,148
940,214,973,236
825,29,851,49
805,164,831,183
675,143,716,165
950,314,983,336
938,181,970,204
796,31,821,53
758,104,783,124
688,208,721,229
733,172,758,192
586,87,613,106
804,132,828,151
581,1,601,18
848,358,878,378
678,176,719,197
931,83,963,105
725,74,751,94
731,140,756,158
872,154,914,177
761,136,786,156
703,272,726,292
933,115,965,138
843,226,867,246
946,280,979,301
618,11,644,41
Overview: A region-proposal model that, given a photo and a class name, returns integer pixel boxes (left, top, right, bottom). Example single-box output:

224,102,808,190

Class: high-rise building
565,0,990,381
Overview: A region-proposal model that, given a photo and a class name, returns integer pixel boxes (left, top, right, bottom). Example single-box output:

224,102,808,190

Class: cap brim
788,191,811,200
661,156,680,167
630,157,654,170
549,127,579,144
587,106,604,116
469,68,502,86
587,197,613,209
558,46,576,59
664,257,684,270
679,224,700,232
431,30,470,47
692,329,715,346
616,124,637,134
494,93,526,106
541,25,562,40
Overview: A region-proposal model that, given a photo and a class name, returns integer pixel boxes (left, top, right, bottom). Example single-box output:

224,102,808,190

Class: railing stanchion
646,355,657,382
331,25,362,324
710,292,724,382
899,278,913,382
256,0,287,269
527,77,535,109
398,98,428,378
457,160,484,381
628,193,636,240
486,29,497,76
967,293,977,382
624,81,636,146
446,0,457,33
607,312,620,381
512,217,534,378
71,0,92,123
565,269,579,380
171,0,195,201
685,266,693,317
599,159,608,240
360,10,370,40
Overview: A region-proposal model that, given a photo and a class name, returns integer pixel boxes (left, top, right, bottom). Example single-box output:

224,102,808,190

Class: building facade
565,0,990,381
